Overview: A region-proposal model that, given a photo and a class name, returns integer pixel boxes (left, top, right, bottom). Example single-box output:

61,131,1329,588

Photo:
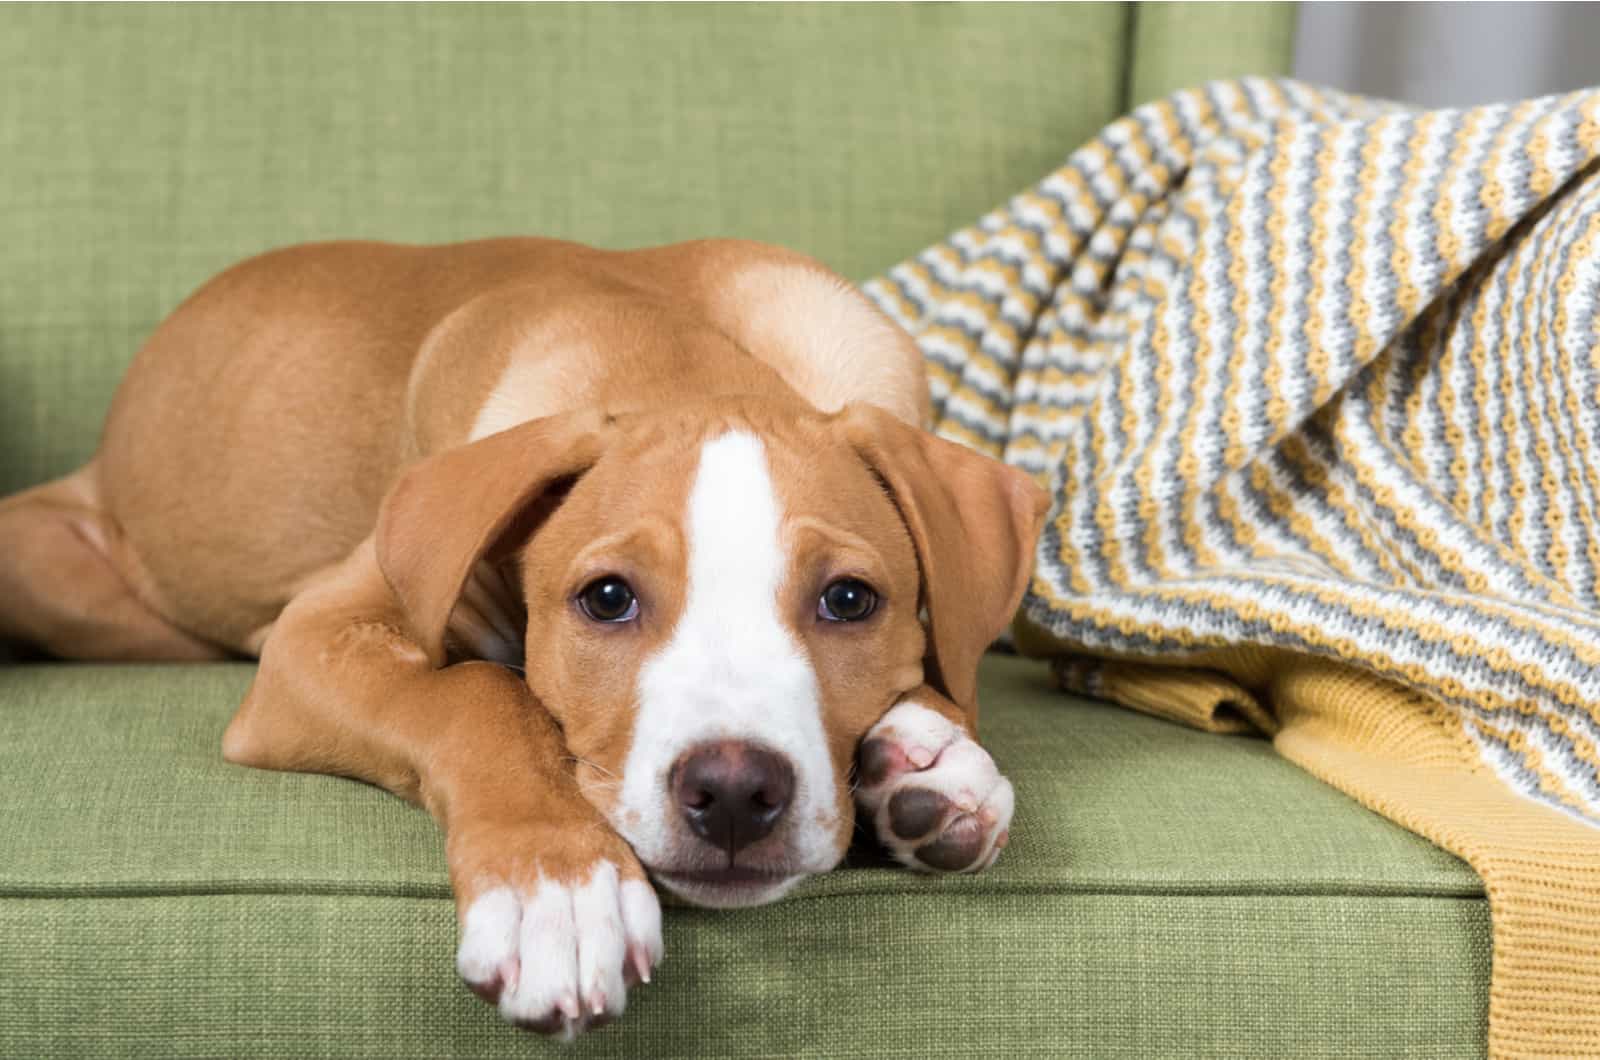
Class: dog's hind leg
0,466,227,661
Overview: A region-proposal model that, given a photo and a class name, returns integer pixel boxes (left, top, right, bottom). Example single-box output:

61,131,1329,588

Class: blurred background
1294,1,1600,107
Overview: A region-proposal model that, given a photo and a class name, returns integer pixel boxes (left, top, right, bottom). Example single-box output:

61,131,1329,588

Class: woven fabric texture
0,3,1297,495
866,78,1600,1056
0,657,1488,1058
0,1,1145,494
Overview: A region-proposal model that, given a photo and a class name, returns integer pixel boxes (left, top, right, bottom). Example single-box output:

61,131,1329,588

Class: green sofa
0,5,1489,1057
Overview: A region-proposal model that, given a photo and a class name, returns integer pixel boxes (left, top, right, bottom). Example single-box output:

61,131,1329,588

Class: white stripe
614,432,843,883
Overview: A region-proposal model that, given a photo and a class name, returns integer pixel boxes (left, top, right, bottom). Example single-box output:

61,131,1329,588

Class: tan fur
0,236,1045,1022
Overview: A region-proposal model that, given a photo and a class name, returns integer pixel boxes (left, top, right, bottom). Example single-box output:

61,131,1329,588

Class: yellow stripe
1340,114,1390,379
1049,435,1095,597
1555,203,1600,598
1493,173,1537,574
1259,108,1295,445
1169,226,1220,575
1392,112,1438,321
1170,96,1224,571
1135,211,1180,579
1431,108,1479,519
1302,120,1343,410
1218,134,1258,473
1525,187,1598,588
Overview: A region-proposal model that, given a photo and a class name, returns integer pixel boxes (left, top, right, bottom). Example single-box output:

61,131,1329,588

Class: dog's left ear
839,404,1050,728
375,410,617,667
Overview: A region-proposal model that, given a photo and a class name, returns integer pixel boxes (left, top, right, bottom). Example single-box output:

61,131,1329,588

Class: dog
0,237,1048,1036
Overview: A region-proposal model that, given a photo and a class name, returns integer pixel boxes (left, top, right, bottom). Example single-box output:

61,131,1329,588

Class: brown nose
671,741,795,856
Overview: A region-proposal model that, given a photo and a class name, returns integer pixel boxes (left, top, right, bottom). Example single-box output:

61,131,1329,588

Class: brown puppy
0,238,1047,1037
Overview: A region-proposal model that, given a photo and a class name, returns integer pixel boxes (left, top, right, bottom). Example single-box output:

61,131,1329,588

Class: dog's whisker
563,754,620,781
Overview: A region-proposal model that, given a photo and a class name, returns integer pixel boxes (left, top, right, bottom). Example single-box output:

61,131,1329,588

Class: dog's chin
648,866,808,909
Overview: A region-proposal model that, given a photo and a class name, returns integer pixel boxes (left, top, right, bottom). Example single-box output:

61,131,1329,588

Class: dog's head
376,400,1047,907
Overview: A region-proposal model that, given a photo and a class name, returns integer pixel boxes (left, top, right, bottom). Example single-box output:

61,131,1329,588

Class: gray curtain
1293,1,1600,107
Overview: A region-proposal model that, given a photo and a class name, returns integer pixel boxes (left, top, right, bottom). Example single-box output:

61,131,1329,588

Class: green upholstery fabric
1126,3,1299,105
0,1,1140,494
0,2,1298,495
0,657,1488,1058
2,3,1469,1057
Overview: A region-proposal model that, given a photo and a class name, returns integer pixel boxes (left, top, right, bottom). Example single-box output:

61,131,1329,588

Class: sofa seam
0,882,1488,902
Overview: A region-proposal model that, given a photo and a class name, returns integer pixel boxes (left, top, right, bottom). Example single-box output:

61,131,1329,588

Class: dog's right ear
375,411,616,667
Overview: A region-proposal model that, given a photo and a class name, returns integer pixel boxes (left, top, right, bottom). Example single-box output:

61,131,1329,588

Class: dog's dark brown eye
578,576,638,623
818,579,877,622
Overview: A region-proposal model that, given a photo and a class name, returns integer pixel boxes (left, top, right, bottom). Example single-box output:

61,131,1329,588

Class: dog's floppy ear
376,410,616,667
840,404,1050,727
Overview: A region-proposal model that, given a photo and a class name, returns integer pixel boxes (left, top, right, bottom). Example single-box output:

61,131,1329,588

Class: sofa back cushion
0,4,1292,492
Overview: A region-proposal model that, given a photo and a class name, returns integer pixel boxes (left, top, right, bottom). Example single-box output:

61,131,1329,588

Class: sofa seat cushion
0,656,1488,1058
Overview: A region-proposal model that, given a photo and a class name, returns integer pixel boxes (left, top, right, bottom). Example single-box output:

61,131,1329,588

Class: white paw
455,861,663,1038
855,700,1014,873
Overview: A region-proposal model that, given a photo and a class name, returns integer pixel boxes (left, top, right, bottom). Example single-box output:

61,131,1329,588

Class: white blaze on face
614,430,842,881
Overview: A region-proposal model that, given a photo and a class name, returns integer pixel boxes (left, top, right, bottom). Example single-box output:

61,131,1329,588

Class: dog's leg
222,539,663,1038
0,468,227,661
854,686,1015,874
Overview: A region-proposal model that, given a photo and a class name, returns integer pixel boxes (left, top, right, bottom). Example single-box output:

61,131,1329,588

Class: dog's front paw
451,828,662,1039
855,696,1014,873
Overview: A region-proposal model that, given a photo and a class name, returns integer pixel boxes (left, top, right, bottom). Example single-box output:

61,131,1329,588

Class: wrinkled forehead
756,427,917,574
562,415,912,566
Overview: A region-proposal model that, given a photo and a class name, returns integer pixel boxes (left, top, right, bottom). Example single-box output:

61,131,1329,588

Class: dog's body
0,238,1046,1036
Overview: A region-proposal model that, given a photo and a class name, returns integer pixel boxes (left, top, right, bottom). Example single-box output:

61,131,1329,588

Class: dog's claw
629,943,654,985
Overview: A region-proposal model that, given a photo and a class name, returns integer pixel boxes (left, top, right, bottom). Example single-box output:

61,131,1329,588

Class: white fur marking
618,879,664,974
455,863,663,1036
716,262,926,425
468,353,576,443
456,885,521,985
856,700,1014,874
570,862,628,1017
615,431,843,889
505,877,580,1026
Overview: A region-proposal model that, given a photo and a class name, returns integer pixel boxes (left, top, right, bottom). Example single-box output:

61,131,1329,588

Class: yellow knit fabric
1271,662,1600,1054
1049,649,1600,1055
869,80,1600,1055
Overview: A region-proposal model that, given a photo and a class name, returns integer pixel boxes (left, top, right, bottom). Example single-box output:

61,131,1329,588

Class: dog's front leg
222,541,662,1038
853,686,1015,874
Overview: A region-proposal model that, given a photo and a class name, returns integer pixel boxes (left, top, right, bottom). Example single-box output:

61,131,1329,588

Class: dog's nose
671,741,795,855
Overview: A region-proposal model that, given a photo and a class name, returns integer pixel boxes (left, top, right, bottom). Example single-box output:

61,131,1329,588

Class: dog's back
2,237,928,658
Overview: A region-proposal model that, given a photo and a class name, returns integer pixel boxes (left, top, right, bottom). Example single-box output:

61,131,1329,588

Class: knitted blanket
866,79,1600,1058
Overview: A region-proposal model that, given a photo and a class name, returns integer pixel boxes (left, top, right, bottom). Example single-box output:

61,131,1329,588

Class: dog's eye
577,576,638,623
818,579,877,622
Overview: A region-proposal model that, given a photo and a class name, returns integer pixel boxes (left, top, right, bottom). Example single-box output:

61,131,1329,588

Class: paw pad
856,700,1015,875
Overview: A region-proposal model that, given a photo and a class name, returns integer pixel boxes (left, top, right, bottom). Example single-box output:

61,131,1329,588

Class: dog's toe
856,699,1015,874
456,860,662,1037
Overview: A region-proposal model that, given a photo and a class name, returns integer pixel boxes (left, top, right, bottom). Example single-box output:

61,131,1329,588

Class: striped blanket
867,79,1600,1058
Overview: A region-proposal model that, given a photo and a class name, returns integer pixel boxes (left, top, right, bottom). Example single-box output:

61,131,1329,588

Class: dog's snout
671,741,795,855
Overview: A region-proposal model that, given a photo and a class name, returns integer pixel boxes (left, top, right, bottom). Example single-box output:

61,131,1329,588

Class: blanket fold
867,78,1600,1057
